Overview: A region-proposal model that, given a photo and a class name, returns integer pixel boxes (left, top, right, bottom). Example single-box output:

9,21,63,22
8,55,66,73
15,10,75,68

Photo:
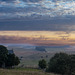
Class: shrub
38,59,46,69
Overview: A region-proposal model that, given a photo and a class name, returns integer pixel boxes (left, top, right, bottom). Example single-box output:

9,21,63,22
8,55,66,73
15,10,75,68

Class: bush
38,59,46,69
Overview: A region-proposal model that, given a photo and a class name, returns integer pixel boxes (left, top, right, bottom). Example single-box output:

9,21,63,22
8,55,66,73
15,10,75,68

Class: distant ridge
36,45,70,48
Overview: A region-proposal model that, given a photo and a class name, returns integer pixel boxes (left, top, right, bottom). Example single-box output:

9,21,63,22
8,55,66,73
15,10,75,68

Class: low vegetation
0,69,58,75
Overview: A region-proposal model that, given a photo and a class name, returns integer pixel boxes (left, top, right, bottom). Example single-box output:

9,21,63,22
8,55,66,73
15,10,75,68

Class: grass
16,49,75,67
18,52,54,67
14,68,40,71
0,68,59,75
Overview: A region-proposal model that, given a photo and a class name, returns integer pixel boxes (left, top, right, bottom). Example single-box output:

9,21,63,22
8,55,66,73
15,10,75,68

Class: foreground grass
0,69,59,75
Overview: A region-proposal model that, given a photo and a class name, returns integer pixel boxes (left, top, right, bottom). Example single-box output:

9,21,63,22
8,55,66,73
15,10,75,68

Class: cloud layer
0,0,75,18
0,0,75,31
0,31,75,46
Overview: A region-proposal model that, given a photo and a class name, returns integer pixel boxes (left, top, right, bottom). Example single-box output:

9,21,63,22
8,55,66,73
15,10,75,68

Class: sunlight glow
0,31,75,46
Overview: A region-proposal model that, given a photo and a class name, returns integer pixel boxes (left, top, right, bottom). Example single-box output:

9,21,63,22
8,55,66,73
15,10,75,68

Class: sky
0,0,75,46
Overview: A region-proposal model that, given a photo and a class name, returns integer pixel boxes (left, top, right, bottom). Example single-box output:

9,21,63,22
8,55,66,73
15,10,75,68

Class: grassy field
0,68,59,75
18,52,54,67
14,48,75,67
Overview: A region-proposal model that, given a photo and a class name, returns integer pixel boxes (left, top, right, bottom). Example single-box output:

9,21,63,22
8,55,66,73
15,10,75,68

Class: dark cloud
0,0,42,3
52,0,71,2
1,0,15,2
0,0,75,32
0,16,75,31
23,0,42,2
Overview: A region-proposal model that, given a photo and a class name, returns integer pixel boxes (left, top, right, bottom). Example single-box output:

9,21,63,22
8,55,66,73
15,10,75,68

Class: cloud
1,0,16,2
23,0,43,3
0,31,75,46
0,0,75,31
0,18,75,31
0,0,75,18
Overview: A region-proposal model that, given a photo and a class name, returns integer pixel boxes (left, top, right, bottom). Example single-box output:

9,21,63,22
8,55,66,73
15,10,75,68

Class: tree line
38,53,75,75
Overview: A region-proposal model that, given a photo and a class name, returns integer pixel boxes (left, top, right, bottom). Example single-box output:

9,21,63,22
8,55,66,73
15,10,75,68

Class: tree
38,59,46,69
15,56,20,65
0,45,20,68
0,45,8,68
68,55,75,75
6,54,20,68
47,53,72,75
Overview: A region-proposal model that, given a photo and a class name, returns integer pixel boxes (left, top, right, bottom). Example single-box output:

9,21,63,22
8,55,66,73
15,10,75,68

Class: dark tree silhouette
47,53,75,75
0,45,8,68
6,54,20,68
38,59,46,69
0,45,20,68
